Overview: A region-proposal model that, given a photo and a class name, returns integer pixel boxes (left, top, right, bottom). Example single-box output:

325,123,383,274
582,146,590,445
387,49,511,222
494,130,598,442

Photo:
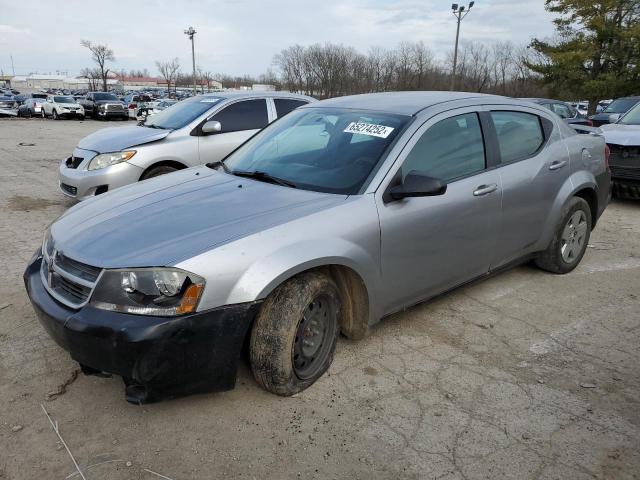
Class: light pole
450,2,474,91
184,26,197,95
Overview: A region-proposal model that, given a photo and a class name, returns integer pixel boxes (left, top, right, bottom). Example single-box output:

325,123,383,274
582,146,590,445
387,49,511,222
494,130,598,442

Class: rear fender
536,171,597,251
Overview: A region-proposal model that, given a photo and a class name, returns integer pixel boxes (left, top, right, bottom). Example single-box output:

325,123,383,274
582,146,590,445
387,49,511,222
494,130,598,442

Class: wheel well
574,188,598,227
139,160,188,179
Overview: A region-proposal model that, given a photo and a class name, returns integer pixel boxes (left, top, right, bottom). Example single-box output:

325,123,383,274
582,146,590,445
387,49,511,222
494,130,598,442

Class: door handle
473,184,498,196
549,160,567,170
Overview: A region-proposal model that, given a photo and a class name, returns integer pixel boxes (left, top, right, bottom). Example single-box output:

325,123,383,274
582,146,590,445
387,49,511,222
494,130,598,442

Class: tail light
585,119,593,127
129,103,137,109
604,144,610,169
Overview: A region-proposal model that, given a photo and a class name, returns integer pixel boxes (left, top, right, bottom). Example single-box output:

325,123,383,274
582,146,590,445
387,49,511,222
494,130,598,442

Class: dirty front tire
535,197,592,274
140,165,178,180
250,271,341,396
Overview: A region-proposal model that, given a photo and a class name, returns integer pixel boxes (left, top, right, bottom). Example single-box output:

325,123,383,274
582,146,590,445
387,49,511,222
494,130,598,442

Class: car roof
199,91,314,102
301,91,502,115
520,98,568,104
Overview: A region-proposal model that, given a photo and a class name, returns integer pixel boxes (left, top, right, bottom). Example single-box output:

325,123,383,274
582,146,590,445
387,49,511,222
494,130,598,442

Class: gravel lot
0,117,639,480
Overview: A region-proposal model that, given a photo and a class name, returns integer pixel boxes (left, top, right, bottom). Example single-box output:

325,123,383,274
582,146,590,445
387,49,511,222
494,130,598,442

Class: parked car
0,95,18,109
524,98,592,126
26,92,610,403
17,98,43,117
145,99,178,118
590,96,640,127
78,92,127,120
41,95,85,120
123,93,153,119
600,102,640,199
58,91,314,200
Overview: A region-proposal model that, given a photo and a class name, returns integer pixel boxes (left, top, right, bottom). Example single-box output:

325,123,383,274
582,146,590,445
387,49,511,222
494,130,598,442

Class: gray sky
0,0,556,78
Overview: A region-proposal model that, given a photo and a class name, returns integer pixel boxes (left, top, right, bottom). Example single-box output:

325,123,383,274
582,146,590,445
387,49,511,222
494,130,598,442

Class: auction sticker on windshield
344,122,394,138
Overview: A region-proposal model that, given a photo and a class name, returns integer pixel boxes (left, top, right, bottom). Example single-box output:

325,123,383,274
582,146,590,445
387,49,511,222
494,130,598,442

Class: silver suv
59,91,314,200
25,92,610,403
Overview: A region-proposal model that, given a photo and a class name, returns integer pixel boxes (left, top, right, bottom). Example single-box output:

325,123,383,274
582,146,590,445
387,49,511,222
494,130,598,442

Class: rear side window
552,103,572,119
491,111,545,164
401,112,486,182
212,99,269,132
274,99,308,118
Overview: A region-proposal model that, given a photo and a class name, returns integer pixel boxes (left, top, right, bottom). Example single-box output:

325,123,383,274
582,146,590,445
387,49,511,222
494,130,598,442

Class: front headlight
90,268,205,316
88,151,136,170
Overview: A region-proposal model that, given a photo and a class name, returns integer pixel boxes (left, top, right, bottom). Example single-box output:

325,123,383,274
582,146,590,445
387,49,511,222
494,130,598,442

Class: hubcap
560,210,587,263
292,294,336,380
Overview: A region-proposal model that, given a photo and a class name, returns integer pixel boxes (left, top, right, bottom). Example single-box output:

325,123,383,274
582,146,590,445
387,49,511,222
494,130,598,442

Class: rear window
491,111,545,163
604,98,639,114
211,99,269,132
274,98,308,118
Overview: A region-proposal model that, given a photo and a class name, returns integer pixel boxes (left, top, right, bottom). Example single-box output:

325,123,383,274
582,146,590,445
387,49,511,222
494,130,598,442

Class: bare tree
79,67,101,91
80,40,114,92
156,58,181,96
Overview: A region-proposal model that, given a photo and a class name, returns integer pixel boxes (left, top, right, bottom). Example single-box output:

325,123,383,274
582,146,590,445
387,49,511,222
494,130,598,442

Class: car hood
50,167,347,268
58,103,82,109
601,124,640,146
77,125,171,152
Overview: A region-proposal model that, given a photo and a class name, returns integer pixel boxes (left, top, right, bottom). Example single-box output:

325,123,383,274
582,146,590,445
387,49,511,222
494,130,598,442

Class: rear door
487,107,569,266
197,99,269,163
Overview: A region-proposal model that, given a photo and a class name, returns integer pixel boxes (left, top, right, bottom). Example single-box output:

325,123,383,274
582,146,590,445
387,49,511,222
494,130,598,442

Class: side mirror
386,171,447,201
202,120,222,134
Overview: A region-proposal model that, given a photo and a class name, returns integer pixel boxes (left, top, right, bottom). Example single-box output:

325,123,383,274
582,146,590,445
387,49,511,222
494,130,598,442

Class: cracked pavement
0,118,638,479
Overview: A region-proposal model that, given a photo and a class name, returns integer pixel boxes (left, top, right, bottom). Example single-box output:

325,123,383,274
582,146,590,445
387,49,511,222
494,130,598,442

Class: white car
41,95,85,120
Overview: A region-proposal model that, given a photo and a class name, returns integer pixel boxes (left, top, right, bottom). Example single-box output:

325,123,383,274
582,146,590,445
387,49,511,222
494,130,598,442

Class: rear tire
250,271,340,396
41,108,46,119
535,197,592,274
140,165,179,180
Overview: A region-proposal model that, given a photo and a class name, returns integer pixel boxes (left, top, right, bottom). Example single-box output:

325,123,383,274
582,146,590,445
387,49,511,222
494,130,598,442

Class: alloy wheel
560,210,587,263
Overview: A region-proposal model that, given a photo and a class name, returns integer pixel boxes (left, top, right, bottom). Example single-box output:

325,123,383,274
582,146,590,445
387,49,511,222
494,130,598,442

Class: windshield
94,93,118,101
604,98,638,114
145,96,220,130
222,107,410,194
54,96,74,103
619,103,640,125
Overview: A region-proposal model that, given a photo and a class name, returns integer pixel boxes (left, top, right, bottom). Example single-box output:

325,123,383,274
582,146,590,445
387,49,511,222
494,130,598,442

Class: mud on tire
250,271,341,396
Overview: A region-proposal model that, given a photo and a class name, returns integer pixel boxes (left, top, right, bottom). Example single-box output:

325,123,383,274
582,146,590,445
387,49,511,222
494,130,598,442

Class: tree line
78,0,639,111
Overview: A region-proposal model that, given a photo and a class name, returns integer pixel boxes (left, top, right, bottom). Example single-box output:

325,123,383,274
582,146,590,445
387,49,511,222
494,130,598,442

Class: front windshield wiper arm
231,170,297,188
206,160,230,173
145,124,165,129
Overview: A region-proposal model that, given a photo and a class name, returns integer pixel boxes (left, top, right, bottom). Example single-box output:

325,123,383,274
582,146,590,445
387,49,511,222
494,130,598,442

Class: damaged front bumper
24,254,260,403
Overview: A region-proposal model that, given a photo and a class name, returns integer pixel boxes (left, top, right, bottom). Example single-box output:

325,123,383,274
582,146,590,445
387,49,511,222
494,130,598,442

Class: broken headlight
90,268,205,316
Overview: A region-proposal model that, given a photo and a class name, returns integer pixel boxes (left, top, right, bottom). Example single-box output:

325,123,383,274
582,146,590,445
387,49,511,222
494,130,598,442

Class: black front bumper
24,255,260,402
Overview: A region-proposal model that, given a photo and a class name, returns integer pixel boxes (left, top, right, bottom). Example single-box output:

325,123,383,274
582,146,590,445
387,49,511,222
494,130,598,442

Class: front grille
60,183,77,195
610,166,640,181
41,248,101,309
56,253,101,282
65,156,84,169
105,103,124,112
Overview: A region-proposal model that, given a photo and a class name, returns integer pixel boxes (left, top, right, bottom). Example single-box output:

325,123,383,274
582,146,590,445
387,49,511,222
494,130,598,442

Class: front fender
536,171,597,251
225,238,382,323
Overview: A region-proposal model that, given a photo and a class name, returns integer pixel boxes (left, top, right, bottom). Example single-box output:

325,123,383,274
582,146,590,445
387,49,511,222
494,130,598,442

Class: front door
376,109,502,314
198,98,270,163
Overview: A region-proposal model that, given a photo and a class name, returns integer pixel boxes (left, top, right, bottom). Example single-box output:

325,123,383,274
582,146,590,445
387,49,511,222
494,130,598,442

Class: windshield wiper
206,160,230,173
145,124,165,129
231,170,297,188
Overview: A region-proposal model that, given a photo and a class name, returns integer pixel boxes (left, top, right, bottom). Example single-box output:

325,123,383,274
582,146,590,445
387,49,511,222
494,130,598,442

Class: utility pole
184,26,197,95
10,54,15,76
450,2,474,91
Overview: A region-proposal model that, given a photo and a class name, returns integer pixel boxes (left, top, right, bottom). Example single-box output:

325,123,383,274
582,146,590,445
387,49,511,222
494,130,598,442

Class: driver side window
211,99,269,133
401,112,486,182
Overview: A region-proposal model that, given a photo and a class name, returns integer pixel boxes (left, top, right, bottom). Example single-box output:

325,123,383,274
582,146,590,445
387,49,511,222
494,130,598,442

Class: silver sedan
26,92,610,403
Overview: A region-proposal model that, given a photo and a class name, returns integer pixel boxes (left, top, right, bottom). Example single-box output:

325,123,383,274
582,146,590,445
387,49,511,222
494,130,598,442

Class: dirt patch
7,195,62,212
